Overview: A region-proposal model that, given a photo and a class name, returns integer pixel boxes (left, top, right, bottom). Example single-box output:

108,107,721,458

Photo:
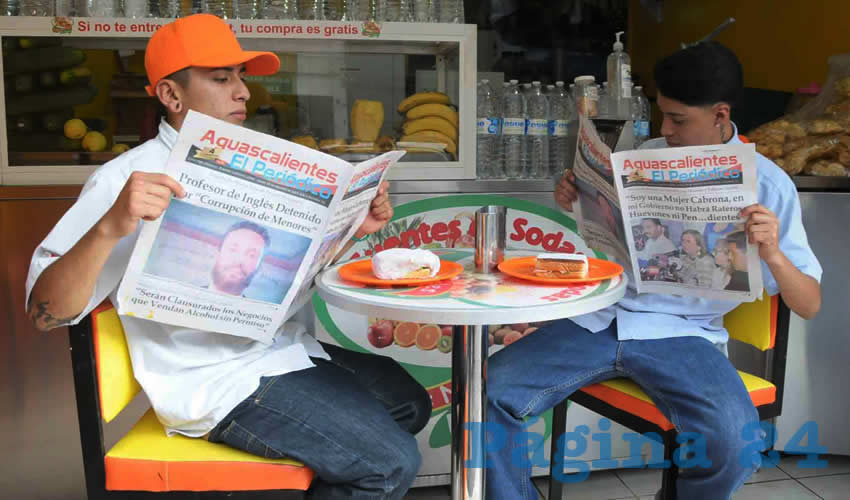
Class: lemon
63,118,87,140
82,131,107,152
111,143,130,154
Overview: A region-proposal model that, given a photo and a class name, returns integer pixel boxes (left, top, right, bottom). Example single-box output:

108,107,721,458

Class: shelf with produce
0,18,476,186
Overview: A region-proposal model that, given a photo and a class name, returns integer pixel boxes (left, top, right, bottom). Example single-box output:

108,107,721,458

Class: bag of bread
746,53,850,176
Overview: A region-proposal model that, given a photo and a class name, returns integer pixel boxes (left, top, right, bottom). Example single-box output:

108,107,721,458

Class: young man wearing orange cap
26,14,430,499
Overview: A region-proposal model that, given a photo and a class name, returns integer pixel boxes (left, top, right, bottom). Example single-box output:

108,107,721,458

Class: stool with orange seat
548,292,790,499
69,302,314,499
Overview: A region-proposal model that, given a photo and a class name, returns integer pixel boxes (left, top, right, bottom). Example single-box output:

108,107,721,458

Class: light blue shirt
571,124,823,344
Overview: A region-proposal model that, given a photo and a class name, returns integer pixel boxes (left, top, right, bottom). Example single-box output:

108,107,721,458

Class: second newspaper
573,114,763,301
118,110,404,343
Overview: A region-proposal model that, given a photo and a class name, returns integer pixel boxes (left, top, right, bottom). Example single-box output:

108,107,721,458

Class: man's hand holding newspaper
355,181,393,239
554,170,578,212
99,173,187,239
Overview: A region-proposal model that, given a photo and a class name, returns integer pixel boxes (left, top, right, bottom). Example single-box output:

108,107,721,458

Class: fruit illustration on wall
394,322,419,347
415,324,441,351
367,319,394,348
366,317,548,353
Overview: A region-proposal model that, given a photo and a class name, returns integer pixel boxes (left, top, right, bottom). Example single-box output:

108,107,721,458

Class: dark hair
221,221,271,249
642,218,662,227
681,229,707,256
164,67,191,89
653,41,743,109
726,230,747,251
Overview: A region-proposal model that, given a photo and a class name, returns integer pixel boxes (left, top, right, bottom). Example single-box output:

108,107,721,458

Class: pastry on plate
533,253,588,278
372,248,441,280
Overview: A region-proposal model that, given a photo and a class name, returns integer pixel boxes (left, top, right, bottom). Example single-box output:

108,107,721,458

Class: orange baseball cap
144,14,280,96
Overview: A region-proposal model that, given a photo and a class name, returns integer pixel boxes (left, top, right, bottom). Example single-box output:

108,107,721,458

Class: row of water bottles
261,0,463,22
477,79,575,180
1,0,209,17
1,0,463,21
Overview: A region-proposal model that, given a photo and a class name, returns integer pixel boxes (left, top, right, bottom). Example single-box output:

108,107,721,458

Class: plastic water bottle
83,0,120,16
233,0,262,18
607,31,632,119
395,0,413,21
264,0,297,18
502,79,526,179
439,0,462,23
1,0,17,15
414,0,436,22
202,0,228,17
121,0,147,17
335,0,358,20
525,81,549,179
369,0,385,20
56,0,75,15
19,0,54,15
549,81,574,179
299,0,325,19
477,79,501,179
632,85,650,147
598,81,610,117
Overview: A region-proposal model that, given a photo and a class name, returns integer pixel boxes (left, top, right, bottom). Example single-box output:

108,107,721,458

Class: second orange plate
498,256,624,284
338,259,464,286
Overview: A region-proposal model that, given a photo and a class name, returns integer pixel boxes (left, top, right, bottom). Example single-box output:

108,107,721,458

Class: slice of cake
533,253,588,278
372,248,441,280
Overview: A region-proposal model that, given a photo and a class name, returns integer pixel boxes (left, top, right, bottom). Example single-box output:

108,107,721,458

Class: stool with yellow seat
69,302,314,499
547,293,791,500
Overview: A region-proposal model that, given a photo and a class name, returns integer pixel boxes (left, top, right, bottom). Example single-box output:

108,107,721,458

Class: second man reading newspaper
492,41,822,499
25,14,430,499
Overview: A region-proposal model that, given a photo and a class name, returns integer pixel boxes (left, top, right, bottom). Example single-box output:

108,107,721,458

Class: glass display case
0,16,476,185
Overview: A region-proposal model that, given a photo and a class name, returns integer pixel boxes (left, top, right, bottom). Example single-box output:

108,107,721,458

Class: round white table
315,250,626,500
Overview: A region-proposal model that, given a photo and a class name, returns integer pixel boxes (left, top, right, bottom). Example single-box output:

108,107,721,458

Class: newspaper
117,110,404,343
573,114,763,301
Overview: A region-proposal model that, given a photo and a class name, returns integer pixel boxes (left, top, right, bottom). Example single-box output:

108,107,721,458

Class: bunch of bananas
397,92,458,158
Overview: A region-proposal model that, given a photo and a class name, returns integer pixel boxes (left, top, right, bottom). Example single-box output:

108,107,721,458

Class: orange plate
498,256,623,284
338,259,464,286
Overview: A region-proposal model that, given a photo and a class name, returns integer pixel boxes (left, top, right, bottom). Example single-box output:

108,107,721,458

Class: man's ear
712,102,732,125
155,79,184,114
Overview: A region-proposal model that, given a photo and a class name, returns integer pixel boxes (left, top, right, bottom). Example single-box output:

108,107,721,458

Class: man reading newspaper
487,42,822,499
25,14,429,499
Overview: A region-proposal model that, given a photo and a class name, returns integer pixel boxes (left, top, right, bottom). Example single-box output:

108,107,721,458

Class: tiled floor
404,454,850,499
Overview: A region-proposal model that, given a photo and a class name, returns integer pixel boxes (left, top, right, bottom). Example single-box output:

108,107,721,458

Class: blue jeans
208,342,432,499
486,319,762,500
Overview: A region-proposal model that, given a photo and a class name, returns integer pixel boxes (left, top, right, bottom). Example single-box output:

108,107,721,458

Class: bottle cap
574,75,595,84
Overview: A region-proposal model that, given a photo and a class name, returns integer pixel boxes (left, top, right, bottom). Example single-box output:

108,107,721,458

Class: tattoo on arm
27,301,76,331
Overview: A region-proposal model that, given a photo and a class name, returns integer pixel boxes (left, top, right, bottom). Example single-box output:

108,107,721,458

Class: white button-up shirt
26,120,330,437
